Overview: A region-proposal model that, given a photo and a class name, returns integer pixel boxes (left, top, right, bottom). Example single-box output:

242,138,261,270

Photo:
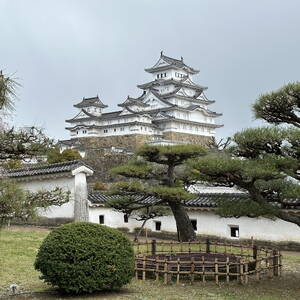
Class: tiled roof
57,139,82,147
7,160,93,178
137,78,206,91
88,191,300,210
145,54,199,75
74,96,108,109
88,191,249,208
118,95,149,108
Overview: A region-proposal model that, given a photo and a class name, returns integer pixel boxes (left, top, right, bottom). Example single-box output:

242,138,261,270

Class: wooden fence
134,239,282,284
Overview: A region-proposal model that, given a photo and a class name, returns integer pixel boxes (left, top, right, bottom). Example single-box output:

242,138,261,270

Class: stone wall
73,132,213,150
163,132,213,145
84,150,132,183
76,134,153,150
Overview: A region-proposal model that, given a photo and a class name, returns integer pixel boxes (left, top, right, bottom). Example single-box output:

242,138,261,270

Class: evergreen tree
190,83,300,226
108,144,207,241
47,148,82,164
0,71,70,226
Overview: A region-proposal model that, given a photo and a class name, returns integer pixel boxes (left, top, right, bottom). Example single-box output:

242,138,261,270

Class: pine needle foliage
190,82,300,226
108,144,208,241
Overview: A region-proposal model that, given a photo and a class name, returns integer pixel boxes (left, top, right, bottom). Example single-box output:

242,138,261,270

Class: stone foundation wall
84,150,132,183
163,132,213,146
74,132,213,150
75,134,153,150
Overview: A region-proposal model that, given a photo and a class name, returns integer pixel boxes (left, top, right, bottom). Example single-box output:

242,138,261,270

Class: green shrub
93,181,108,190
34,222,134,294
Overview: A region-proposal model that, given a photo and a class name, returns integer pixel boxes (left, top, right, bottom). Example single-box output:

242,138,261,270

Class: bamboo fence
134,239,282,284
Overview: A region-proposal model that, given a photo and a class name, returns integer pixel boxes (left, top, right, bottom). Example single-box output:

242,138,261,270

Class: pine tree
108,144,207,241
190,82,300,226
0,71,70,226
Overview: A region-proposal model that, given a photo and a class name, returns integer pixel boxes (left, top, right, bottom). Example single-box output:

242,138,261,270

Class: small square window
229,225,239,238
190,219,197,231
99,215,104,224
155,221,161,231
124,214,128,223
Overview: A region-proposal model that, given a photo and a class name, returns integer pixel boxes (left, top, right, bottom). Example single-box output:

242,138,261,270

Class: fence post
215,258,219,284
206,238,210,253
253,245,257,260
240,260,244,284
176,258,180,285
279,251,282,276
273,250,279,277
191,257,195,283
135,258,139,280
226,257,230,283
142,256,146,281
202,255,206,283
164,259,168,284
151,239,157,255
256,258,260,281
155,257,159,281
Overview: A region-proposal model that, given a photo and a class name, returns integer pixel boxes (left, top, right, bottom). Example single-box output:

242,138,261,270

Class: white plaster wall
89,207,300,243
18,177,75,219
161,121,214,136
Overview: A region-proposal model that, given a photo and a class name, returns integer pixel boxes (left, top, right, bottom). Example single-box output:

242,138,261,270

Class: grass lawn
1,226,300,300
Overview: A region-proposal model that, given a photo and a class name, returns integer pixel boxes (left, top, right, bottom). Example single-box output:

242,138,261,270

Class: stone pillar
73,172,89,222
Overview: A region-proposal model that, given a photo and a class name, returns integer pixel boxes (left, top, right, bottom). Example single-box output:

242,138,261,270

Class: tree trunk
134,219,148,242
168,201,196,241
277,210,300,226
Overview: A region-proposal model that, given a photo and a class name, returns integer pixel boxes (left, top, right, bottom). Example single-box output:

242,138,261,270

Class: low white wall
18,176,75,219
89,207,300,243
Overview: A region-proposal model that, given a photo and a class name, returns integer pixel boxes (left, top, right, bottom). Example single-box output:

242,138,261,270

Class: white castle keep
63,52,223,148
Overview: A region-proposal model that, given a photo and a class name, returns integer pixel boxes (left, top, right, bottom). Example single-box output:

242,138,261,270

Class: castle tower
63,53,222,148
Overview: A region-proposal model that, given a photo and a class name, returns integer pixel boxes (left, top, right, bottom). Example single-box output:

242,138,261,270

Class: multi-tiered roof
64,52,223,144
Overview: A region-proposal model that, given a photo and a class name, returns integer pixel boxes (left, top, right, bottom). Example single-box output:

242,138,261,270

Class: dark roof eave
137,79,206,90
154,118,224,128
7,160,93,178
66,121,160,131
144,66,199,75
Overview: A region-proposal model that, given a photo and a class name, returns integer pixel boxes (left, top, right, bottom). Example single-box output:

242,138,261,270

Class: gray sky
1,0,299,141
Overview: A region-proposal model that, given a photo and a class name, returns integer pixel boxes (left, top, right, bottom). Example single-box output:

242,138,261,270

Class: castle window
104,129,108,133
190,219,197,231
124,214,129,223
99,215,105,224
157,74,159,79
114,128,116,132
154,221,161,231
164,73,167,77
229,225,239,238
76,131,78,134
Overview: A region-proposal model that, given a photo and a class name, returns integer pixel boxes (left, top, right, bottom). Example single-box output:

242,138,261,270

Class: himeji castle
62,52,223,150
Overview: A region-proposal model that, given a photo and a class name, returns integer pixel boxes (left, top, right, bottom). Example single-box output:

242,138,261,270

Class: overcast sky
1,0,299,141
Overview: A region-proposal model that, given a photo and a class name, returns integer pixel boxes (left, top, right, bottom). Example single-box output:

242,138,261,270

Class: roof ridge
7,160,82,173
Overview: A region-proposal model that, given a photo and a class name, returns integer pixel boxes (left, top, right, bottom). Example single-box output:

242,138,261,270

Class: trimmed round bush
34,222,134,294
